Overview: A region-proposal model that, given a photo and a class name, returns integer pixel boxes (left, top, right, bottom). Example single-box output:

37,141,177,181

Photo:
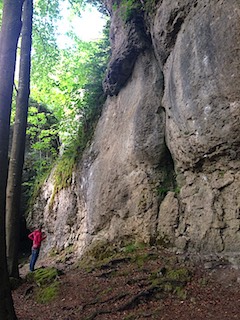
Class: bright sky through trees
57,3,107,48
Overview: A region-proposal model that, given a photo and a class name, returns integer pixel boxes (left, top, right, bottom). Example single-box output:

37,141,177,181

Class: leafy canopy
23,0,110,206
0,0,110,208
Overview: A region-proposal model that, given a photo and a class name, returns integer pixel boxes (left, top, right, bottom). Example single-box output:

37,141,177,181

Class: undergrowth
26,22,110,213
150,266,191,300
26,267,61,304
112,0,160,22
77,240,192,303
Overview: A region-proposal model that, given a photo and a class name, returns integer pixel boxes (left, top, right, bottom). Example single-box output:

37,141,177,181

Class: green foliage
26,267,61,303
157,186,169,198
26,15,109,205
33,267,59,286
164,268,190,300
22,1,110,215
31,0,60,96
48,245,74,261
27,104,58,164
31,20,110,150
112,2,118,12
174,286,187,300
77,241,159,273
48,146,77,208
0,1,2,24
36,282,59,303
54,245,75,263
77,240,120,271
115,0,143,22
150,266,191,300
23,101,58,213
53,151,76,190
69,0,108,15
86,240,118,261
122,242,147,253
131,252,152,268
122,243,158,268
36,21,110,205
166,268,191,282
112,0,159,17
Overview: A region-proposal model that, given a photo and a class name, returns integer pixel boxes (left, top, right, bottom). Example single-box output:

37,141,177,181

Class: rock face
30,0,240,257
155,0,240,253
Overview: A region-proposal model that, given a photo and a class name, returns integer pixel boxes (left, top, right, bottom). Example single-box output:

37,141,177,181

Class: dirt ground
13,247,240,320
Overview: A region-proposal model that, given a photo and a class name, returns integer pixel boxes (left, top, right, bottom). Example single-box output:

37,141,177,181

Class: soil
13,247,240,320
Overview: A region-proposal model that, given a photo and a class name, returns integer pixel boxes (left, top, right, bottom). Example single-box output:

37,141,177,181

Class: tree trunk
6,0,33,279
0,0,23,318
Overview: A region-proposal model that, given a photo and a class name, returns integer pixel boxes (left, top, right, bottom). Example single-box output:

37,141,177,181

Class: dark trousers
30,248,40,271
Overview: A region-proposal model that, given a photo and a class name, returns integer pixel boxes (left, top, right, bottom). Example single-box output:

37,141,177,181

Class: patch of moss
122,242,147,254
77,241,154,272
48,152,76,209
33,267,59,287
174,286,187,300
174,186,181,194
49,247,59,257
149,266,191,299
53,153,76,190
77,240,120,271
36,282,59,303
123,314,136,320
198,277,208,286
26,267,61,304
166,267,191,282
88,241,118,261
157,187,169,198
131,252,157,268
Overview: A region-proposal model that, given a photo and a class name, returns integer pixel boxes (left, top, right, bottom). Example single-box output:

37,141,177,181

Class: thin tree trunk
6,0,33,279
0,0,23,318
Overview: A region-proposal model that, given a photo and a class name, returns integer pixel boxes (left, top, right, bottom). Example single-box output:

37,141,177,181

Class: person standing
28,225,46,271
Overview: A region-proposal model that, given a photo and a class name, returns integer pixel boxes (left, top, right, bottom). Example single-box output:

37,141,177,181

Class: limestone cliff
30,0,240,258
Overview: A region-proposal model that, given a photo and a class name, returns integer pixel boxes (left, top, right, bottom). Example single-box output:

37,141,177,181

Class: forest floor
13,246,240,320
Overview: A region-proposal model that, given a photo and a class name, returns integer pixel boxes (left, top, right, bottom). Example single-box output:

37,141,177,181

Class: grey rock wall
154,0,240,252
30,0,240,258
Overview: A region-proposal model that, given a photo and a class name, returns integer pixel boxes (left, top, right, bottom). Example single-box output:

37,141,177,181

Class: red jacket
28,229,46,249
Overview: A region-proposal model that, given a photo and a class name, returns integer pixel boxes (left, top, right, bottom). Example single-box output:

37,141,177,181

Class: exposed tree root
99,257,131,270
82,292,128,311
117,285,160,311
85,286,160,319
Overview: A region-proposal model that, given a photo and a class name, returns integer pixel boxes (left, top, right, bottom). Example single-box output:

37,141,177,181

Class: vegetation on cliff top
22,3,110,210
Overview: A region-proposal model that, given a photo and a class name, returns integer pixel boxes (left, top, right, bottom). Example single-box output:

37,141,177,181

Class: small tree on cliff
0,0,23,318
6,0,33,279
